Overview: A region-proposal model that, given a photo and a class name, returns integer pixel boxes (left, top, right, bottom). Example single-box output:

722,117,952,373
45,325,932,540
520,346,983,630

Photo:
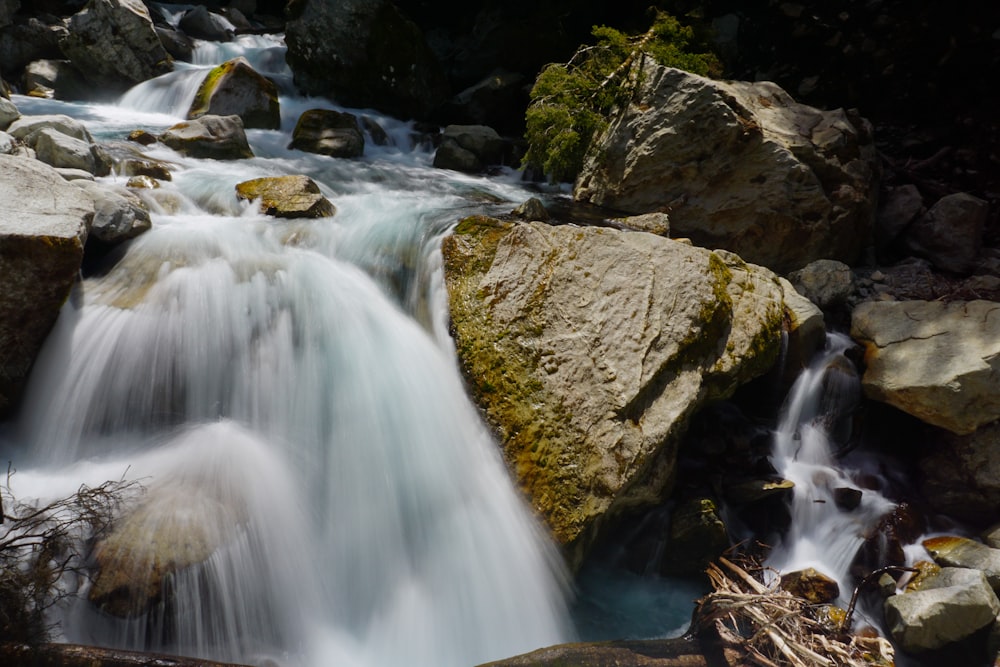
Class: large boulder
74,180,152,246
918,422,1000,524
59,0,173,93
0,17,68,76
188,56,280,130
442,217,786,567
285,0,448,119
900,192,990,275
0,155,92,418
23,59,91,100
884,567,1000,654
235,175,335,218
288,108,364,159
851,300,1000,435
158,115,253,160
33,127,98,174
177,5,234,42
574,59,879,274
7,114,93,145
433,124,503,173
923,536,1000,592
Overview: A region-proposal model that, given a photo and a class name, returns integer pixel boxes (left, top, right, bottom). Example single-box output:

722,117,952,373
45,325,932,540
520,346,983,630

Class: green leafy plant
524,11,721,183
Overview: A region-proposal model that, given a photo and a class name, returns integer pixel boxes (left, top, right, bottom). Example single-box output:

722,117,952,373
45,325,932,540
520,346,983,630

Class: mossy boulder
441,217,786,568
235,175,335,219
188,56,280,131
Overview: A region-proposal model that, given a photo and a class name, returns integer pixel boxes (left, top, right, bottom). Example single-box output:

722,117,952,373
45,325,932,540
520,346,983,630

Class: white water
766,334,896,602
1,34,571,667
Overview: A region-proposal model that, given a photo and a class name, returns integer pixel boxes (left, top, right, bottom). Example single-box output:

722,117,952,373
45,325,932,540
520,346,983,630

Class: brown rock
235,175,335,219
780,567,840,603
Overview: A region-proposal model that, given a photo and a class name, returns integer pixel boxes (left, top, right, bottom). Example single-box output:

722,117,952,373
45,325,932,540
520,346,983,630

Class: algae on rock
442,217,786,568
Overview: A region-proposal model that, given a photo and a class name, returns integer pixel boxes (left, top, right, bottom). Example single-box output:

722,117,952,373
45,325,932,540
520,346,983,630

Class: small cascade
765,334,896,600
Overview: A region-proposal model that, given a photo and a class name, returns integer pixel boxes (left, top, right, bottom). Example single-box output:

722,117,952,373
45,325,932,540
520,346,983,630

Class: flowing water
765,334,896,604
1,33,572,667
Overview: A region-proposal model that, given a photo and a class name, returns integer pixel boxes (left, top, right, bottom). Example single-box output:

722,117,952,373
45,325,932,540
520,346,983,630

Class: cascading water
2,33,572,667
765,333,897,603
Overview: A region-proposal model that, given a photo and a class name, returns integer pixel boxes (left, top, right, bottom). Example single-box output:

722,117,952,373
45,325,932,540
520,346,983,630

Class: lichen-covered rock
159,115,253,160
851,300,1000,435
0,155,92,418
285,0,448,119
288,108,364,159
884,567,1000,653
188,56,280,130
574,59,879,274
59,0,173,92
442,217,786,567
235,175,335,219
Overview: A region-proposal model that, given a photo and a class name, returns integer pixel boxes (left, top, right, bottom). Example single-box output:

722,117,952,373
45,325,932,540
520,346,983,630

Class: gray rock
0,155,93,418
159,115,253,160
787,259,854,309
93,141,173,182
512,197,550,222
0,94,17,129
851,300,1000,434
902,192,989,275
884,567,1000,653
0,130,15,154
188,57,279,130
0,17,67,76
33,127,97,174
55,168,94,181
23,59,91,100
442,218,786,567
178,5,234,42
60,0,173,92
285,0,448,119
433,124,502,173
613,212,670,236
574,58,879,274
155,25,194,63
74,180,152,244
7,114,93,146
923,535,1000,592
288,108,364,159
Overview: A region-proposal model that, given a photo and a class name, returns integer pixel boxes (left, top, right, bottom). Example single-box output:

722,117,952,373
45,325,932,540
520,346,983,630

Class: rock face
0,155,92,418
884,567,1000,654
574,59,879,274
288,109,364,159
851,300,1000,435
442,217,785,566
59,0,173,93
188,57,280,131
235,175,335,218
285,0,448,119
159,115,253,160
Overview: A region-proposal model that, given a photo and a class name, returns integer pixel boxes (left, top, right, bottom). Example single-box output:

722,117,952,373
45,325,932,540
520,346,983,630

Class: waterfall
765,334,896,601
2,33,571,667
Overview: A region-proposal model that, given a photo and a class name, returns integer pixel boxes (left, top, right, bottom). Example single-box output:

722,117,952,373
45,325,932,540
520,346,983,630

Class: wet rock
159,115,253,160
155,25,195,63
902,193,989,275
433,124,503,173
574,59,879,274
923,536,1000,592
359,116,390,146
178,5,234,42
660,498,729,576
188,56,279,130
93,142,173,182
285,0,448,119
612,212,670,237
723,477,794,505
288,109,364,159
833,486,863,510
74,180,151,245
442,217,786,567
0,155,92,418
126,129,156,146
780,567,840,604
884,567,1000,653
235,175,335,219
787,259,854,310
125,175,159,189
33,127,97,174
60,0,173,93
511,197,549,222
851,299,1000,435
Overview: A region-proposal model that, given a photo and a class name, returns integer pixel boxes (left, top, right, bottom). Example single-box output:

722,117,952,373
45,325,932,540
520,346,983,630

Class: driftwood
0,643,253,667
695,558,894,667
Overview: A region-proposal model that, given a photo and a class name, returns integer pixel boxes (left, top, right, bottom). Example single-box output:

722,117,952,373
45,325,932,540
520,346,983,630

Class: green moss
189,60,236,119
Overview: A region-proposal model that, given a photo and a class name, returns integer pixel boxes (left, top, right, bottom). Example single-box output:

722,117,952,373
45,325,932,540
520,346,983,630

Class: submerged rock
188,56,280,130
442,217,786,567
0,154,92,418
235,175,335,218
574,58,879,274
851,299,1000,435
